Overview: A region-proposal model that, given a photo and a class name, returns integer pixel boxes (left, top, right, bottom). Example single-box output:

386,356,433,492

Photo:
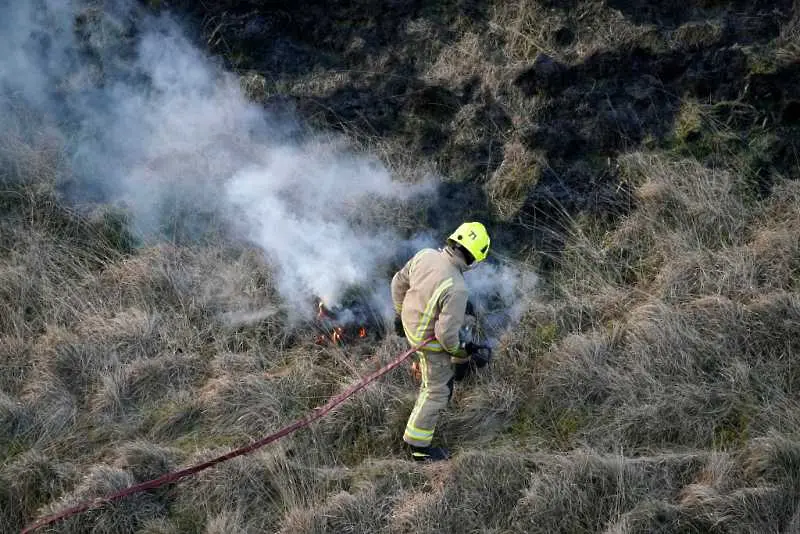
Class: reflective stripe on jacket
390,247,468,354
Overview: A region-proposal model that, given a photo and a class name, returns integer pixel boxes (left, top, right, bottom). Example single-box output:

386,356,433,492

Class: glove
473,347,492,368
465,342,492,368
454,343,492,382
394,315,406,338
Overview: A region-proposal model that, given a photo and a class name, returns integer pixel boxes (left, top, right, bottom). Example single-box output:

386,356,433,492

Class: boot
409,445,450,462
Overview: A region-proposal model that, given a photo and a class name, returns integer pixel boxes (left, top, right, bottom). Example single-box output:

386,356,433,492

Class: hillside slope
2,1,800,533
183,0,799,252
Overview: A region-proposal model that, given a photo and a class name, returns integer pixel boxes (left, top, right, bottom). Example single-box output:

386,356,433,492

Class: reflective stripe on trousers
403,350,453,447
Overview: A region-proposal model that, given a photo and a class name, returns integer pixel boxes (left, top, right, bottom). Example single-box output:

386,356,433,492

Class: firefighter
391,221,490,462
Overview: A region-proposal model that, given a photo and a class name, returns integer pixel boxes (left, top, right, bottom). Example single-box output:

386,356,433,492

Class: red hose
21,338,432,534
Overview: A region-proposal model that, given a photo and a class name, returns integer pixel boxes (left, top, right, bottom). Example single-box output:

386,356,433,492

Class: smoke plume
0,0,535,328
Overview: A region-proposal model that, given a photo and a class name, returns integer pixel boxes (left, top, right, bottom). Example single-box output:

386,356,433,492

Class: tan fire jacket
391,247,468,355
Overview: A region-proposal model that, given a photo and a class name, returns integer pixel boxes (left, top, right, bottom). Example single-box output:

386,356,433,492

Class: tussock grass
400,449,531,533
112,441,184,484
0,335,29,394
671,21,724,50
444,375,523,447
520,289,800,452
196,374,293,440
272,445,800,533
142,389,204,443
510,450,703,533
21,380,78,450
0,390,32,450
74,308,168,361
494,151,799,465
40,465,166,534
283,486,394,533
424,31,492,85
0,450,77,532
485,139,543,220
278,459,418,534
490,0,556,63
91,351,207,423
311,380,408,464
777,2,800,63
4,17,800,528
170,450,321,532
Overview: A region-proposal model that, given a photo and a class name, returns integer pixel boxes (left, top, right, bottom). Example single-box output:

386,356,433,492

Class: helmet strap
449,242,475,266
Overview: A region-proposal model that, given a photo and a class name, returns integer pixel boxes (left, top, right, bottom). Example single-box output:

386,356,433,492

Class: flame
331,327,343,344
313,298,369,345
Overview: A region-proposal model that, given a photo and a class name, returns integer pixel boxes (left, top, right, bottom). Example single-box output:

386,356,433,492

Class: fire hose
20,337,434,534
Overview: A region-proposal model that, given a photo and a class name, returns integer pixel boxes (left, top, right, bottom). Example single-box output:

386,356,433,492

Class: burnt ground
163,0,799,261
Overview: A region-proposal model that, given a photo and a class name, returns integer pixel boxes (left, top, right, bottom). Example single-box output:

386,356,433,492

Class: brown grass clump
485,139,543,220
510,450,703,533
38,465,165,534
75,308,167,359
424,31,494,86
672,21,724,50
619,153,749,252
20,379,78,450
170,450,319,533
0,450,77,533
408,449,531,532
777,3,800,63
112,441,184,485
195,374,291,441
0,390,32,450
0,335,30,394
91,351,207,424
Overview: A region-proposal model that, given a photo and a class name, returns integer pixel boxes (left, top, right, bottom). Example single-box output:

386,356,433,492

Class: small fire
316,326,362,345
313,298,372,346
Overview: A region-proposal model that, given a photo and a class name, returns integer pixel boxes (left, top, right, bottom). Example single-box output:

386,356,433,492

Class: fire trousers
403,350,454,447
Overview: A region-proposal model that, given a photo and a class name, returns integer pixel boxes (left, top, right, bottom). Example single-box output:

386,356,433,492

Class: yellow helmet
448,222,490,263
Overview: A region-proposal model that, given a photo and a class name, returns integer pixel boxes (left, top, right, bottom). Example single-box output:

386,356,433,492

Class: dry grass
777,0,800,63
0,178,795,533
0,450,77,532
3,6,800,528
506,152,800,459
485,139,543,220
671,20,724,50
39,465,166,533
424,31,492,85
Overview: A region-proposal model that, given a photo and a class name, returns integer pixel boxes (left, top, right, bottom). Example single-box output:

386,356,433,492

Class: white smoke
0,0,535,326
226,140,432,309
465,262,538,344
